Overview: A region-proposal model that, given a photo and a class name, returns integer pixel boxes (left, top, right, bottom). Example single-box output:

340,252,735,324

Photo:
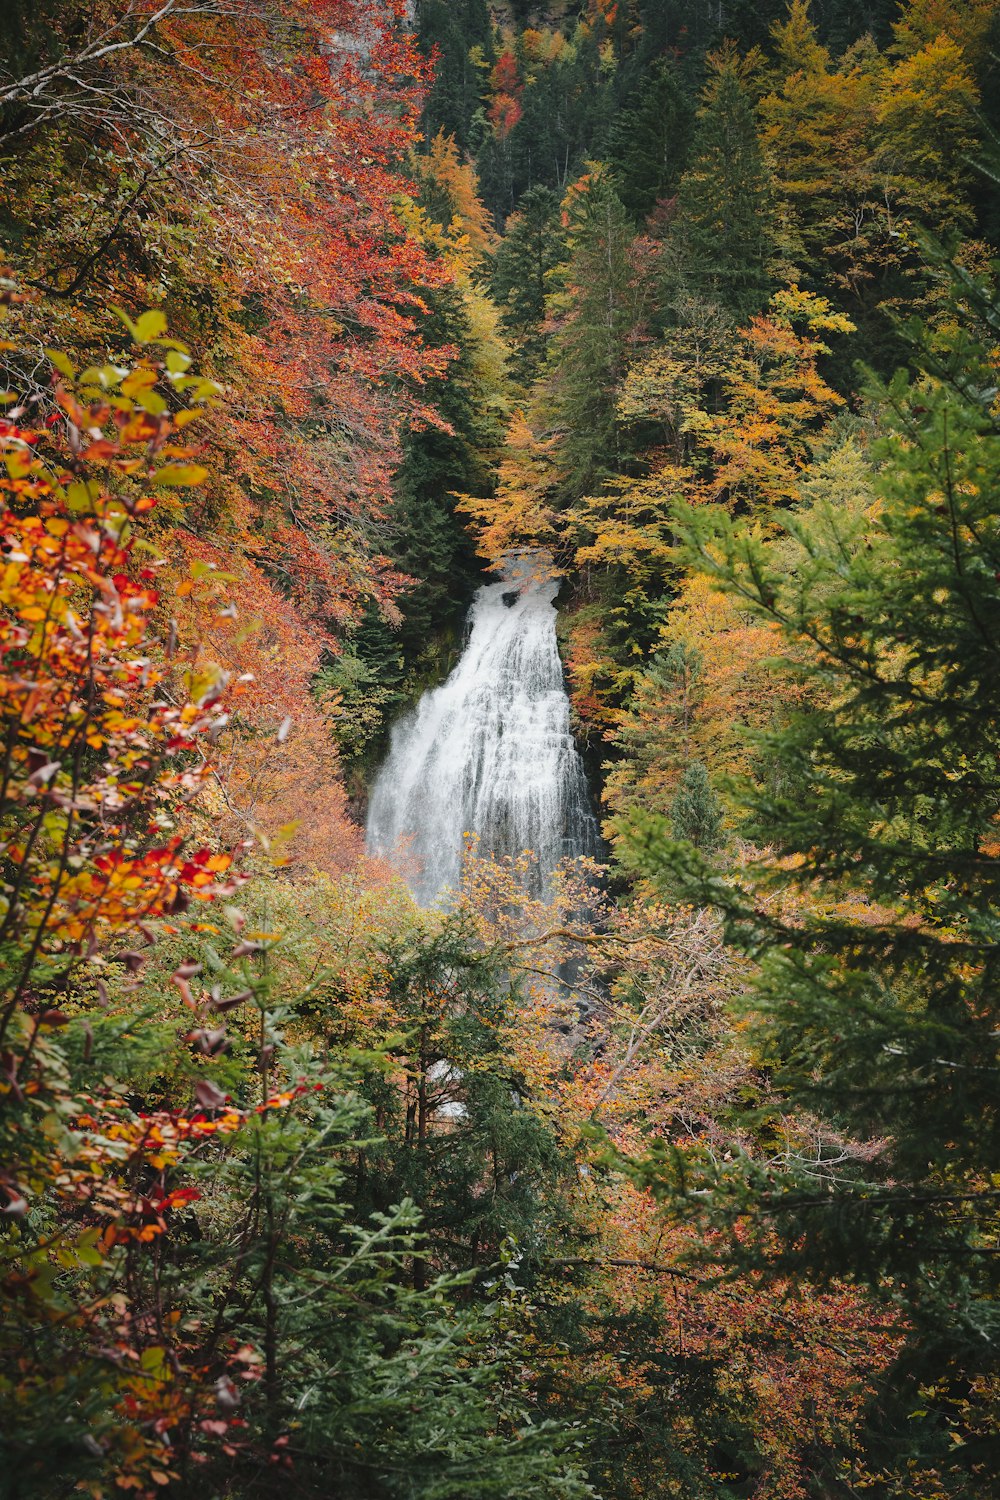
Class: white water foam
366,556,598,904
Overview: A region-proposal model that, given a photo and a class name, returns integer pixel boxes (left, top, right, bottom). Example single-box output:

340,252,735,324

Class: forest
1,0,999,1496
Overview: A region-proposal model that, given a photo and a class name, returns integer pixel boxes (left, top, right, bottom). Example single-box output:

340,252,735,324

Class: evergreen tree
474,21,615,224
820,0,899,49
193,1077,592,1500
624,267,1000,1491
489,185,565,385
520,24,615,191
723,0,793,52
544,172,647,499
629,0,736,56
314,608,407,769
416,0,493,152
669,48,776,320
669,760,723,850
347,921,578,1278
608,56,697,222
389,279,500,669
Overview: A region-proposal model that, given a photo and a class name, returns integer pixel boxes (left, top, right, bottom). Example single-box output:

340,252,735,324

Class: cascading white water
366,555,599,905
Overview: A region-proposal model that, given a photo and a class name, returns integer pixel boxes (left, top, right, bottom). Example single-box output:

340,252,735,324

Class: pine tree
669,47,776,320
417,0,493,152
608,56,697,221
347,920,577,1279
489,185,565,385
624,265,1000,1491
473,18,616,224
389,279,500,668
669,760,723,851
544,171,647,498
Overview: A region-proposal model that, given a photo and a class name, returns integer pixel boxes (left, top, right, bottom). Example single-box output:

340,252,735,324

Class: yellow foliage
416,130,498,268
574,467,688,575
876,34,980,226
602,568,797,836
456,413,562,565
891,0,997,62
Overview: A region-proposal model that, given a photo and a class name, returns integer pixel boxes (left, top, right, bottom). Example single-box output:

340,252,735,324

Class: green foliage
611,642,703,794
344,920,578,1278
621,263,1000,1492
0,856,598,1498
489,185,565,386
669,761,723,851
473,20,615,223
607,57,697,222
668,53,776,319
2,1030,595,1500
417,0,494,152
387,278,504,676
315,634,400,764
545,173,649,500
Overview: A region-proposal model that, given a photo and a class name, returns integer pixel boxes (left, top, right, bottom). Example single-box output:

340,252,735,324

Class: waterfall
366,555,599,904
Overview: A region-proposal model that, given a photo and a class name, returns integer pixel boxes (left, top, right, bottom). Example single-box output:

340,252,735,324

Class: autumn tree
688,284,856,512
0,313,241,1492
0,312,596,1500
0,0,452,649
759,0,986,372
759,2,877,284
456,412,563,568
876,30,981,230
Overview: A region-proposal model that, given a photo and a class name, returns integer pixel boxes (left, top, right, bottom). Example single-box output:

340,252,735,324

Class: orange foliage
5,0,454,643
417,131,499,266
447,862,903,1497
689,287,855,512
457,413,563,565
601,570,796,836
172,536,362,874
489,50,524,138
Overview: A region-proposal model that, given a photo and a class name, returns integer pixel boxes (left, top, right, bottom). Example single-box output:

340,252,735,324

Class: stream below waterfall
366,555,599,904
